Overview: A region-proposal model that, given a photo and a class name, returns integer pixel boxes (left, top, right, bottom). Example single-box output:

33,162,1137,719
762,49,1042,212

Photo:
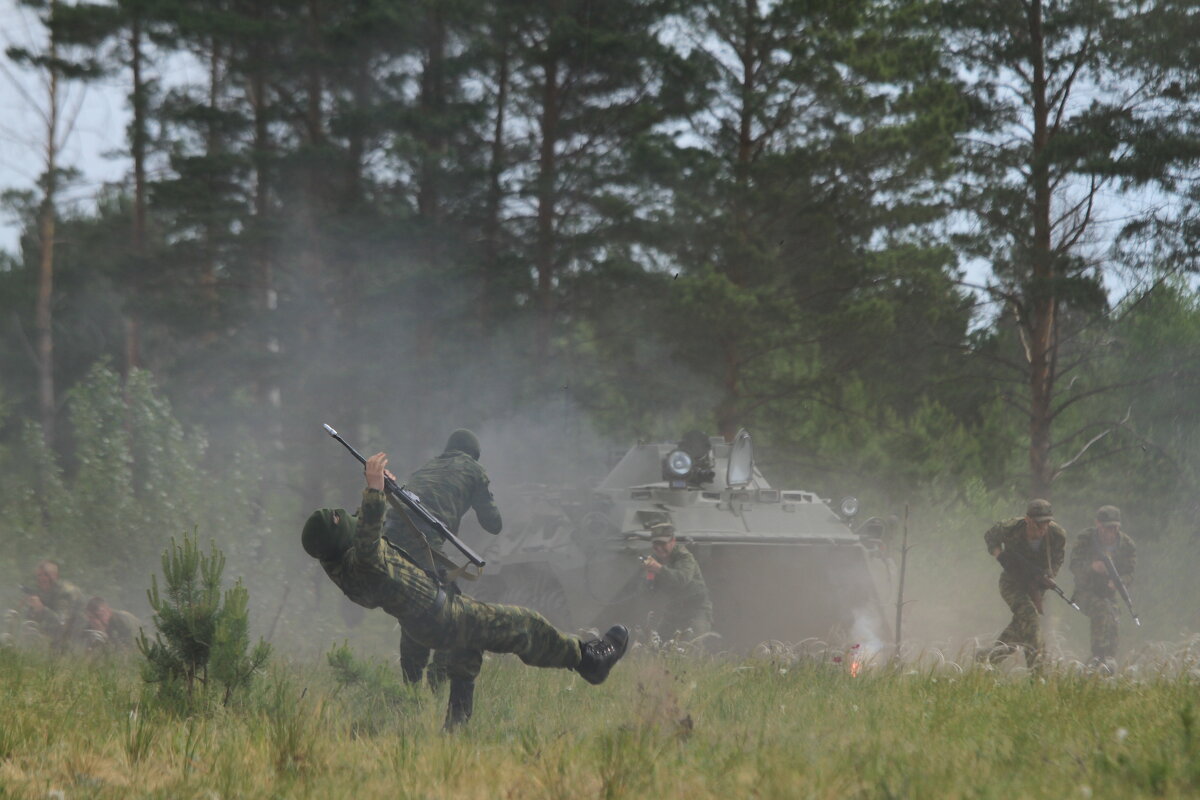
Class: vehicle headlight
839,496,860,518
665,449,693,477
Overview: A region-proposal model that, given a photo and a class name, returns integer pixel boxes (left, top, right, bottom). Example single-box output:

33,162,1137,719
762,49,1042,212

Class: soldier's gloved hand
1091,560,1106,574
1035,574,1055,590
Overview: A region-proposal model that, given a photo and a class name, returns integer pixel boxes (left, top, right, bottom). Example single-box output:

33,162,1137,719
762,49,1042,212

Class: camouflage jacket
385,449,502,554
87,609,142,651
322,489,444,620
28,579,85,635
1070,528,1136,596
650,545,712,615
984,518,1066,578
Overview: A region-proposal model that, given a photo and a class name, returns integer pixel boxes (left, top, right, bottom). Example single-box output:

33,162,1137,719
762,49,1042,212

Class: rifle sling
386,495,481,583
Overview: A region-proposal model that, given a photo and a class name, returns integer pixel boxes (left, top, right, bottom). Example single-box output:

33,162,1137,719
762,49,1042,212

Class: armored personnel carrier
464,430,892,650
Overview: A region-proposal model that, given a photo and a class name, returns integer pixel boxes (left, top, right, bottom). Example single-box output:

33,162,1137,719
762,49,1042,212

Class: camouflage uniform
383,447,502,685
27,579,86,648
649,544,713,638
982,517,1066,667
321,488,579,682
1070,527,1135,661
92,609,142,651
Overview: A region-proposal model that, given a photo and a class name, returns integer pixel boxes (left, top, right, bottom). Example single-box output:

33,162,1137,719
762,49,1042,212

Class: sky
0,0,130,256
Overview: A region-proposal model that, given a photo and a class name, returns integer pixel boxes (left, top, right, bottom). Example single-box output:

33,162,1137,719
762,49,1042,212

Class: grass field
2,642,1200,800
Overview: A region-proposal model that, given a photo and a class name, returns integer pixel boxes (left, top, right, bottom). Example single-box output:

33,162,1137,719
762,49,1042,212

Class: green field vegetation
3,644,1200,799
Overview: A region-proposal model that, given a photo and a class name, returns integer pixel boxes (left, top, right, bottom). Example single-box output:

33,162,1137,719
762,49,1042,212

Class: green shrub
138,532,270,712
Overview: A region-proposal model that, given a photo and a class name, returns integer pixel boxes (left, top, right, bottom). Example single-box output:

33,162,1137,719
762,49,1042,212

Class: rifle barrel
1101,552,1140,626
322,424,486,568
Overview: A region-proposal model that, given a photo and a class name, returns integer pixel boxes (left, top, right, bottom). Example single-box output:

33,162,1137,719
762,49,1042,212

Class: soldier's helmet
445,429,481,460
1025,498,1053,522
302,508,356,561
1096,505,1121,524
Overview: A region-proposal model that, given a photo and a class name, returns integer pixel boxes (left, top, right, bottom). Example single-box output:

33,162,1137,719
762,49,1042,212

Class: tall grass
2,645,1200,798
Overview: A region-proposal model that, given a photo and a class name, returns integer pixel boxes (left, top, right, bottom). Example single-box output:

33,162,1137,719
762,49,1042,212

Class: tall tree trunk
125,12,147,375
36,7,61,448
534,55,559,364
417,1,446,222
200,36,223,314
1026,0,1056,499
481,20,510,334
714,0,761,440
247,15,280,428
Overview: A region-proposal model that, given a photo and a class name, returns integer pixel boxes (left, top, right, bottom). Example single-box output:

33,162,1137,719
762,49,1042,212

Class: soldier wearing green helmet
1069,505,1136,670
379,429,503,719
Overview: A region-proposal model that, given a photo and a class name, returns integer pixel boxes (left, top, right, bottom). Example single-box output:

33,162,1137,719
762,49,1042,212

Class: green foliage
8,647,1200,797
0,362,277,612
138,532,270,712
326,642,417,736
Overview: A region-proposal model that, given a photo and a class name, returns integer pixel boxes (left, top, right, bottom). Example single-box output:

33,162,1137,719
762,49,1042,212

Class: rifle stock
323,424,486,569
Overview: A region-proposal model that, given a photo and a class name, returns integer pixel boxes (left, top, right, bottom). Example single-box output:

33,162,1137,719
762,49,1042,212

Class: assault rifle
1100,552,1141,626
323,424,486,569
996,548,1082,614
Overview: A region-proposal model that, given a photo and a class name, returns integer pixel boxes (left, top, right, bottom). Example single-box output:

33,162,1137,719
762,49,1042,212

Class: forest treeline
3,0,1200,577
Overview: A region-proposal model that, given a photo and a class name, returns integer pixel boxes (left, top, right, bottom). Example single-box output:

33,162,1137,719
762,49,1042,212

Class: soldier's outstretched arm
654,554,697,591
471,476,503,535
351,453,391,566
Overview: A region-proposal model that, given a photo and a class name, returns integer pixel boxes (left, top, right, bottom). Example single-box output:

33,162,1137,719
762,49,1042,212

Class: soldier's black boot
443,678,474,731
576,625,630,685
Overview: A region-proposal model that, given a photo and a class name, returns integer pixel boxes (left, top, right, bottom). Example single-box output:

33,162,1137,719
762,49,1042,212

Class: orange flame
850,660,862,678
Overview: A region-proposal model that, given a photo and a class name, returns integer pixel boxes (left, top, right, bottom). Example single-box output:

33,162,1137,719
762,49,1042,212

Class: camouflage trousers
397,592,582,683
985,572,1045,668
400,593,457,687
382,515,580,683
1075,589,1119,660
385,515,460,686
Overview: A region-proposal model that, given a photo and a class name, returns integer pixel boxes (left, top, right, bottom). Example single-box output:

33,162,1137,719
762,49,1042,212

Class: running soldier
382,429,501,693
981,499,1067,668
1069,505,1136,670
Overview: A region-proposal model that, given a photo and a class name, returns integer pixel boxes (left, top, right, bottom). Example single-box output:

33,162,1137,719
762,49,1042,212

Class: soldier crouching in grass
303,452,629,730
82,597,142,652
1070,505,1136,671
979,498,1067,669
22,560,86,650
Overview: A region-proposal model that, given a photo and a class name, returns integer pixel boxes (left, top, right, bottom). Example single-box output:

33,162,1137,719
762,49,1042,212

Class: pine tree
945,0,1200,497
138,532,270,711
